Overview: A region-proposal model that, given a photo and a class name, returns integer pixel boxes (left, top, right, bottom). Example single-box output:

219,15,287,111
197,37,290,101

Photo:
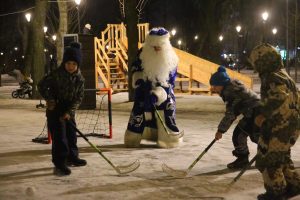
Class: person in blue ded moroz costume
124,27,184,148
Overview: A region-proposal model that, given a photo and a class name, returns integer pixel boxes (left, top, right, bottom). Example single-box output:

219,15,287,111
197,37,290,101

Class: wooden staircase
94,23,149,93
94,23,253,94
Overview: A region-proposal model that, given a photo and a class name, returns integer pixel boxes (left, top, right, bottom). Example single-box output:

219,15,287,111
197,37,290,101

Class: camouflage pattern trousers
256,131,300,196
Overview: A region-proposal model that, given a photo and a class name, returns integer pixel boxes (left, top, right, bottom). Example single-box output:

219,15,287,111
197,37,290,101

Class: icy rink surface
0,75,299,200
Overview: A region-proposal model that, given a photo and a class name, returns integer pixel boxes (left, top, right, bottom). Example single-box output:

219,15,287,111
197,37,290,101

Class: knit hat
62,42,82,66
209,66,230,86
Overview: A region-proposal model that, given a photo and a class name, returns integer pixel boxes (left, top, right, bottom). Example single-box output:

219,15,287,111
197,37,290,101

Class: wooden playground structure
94,23,253,94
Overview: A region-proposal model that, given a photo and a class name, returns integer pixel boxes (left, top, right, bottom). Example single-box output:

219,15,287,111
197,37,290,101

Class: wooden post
94,37,99,89
209,73,212,96
189,64,193,94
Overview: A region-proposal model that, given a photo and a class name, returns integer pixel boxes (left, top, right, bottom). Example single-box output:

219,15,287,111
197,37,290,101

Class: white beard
140,42,178,87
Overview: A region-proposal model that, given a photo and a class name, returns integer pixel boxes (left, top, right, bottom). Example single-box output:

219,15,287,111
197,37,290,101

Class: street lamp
236,25,241,33
261,11,269,22
74,0,81,33
219,35,223,42
194,35,198,40
235,25,242,72
272,28,278,45
43,26,48,33
52,35,57,41
171,29,176,36
261,11,269,42
177,40,182,49
25,13,31,22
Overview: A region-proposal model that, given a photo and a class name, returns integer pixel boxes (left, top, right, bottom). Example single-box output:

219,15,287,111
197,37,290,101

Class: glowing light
262,11,269,21
236,25,241,33
25,13,31,22
171,29,176,36
74,0,81,5
219,35,223,41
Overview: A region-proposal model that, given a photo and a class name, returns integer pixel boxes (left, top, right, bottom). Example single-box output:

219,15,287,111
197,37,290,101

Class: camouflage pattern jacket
259,69,300,142
38,66,85,116
218,79,260,133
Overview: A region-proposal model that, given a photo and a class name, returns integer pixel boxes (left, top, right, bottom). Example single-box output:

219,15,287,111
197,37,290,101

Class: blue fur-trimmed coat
127,51,179,135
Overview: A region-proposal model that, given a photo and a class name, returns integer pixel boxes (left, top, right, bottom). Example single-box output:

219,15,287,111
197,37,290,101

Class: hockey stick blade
68,121,139,175
116,159,140,174
168,130,184,137
162,163,188,178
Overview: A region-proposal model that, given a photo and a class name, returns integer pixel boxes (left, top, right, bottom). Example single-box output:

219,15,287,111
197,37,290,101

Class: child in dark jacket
210,66,260,169
38,42,86,176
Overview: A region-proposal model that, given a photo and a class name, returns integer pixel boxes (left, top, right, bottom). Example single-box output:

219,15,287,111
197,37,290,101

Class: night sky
0,0,292,69
0,0,173,70
0,0,183,54
0,0,170,34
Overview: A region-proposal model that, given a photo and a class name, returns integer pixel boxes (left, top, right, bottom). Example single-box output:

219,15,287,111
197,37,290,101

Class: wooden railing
94,38,109,88
137,23,149,43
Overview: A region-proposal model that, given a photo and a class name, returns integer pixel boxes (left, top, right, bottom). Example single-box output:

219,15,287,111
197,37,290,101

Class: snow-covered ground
0,74,299,200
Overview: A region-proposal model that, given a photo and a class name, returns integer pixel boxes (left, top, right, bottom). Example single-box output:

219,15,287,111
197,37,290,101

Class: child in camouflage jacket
250,43,300,200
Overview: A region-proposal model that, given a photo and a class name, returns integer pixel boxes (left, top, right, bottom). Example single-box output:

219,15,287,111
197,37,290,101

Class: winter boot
227,156,249,169
67,157,87,167
155,110,184,148
257,192,287,200
54,164,72,176
124,130,142,148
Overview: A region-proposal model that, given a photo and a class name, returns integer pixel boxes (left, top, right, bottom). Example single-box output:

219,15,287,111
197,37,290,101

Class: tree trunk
57,1,68,65
31,0,48,99
125,0,138,101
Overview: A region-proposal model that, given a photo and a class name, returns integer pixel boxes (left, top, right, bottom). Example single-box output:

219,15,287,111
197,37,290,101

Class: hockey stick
229,155,257,185
153,105,184,137
162,139,217,178
153,105,170,134
68,121,140,175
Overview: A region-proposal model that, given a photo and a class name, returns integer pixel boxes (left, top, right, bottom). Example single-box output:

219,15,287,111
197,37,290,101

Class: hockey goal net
32,88,112,144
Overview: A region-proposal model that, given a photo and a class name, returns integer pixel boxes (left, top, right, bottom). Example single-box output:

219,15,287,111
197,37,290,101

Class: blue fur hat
209,66,230,86
62,42,82,66
149,27,169,36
